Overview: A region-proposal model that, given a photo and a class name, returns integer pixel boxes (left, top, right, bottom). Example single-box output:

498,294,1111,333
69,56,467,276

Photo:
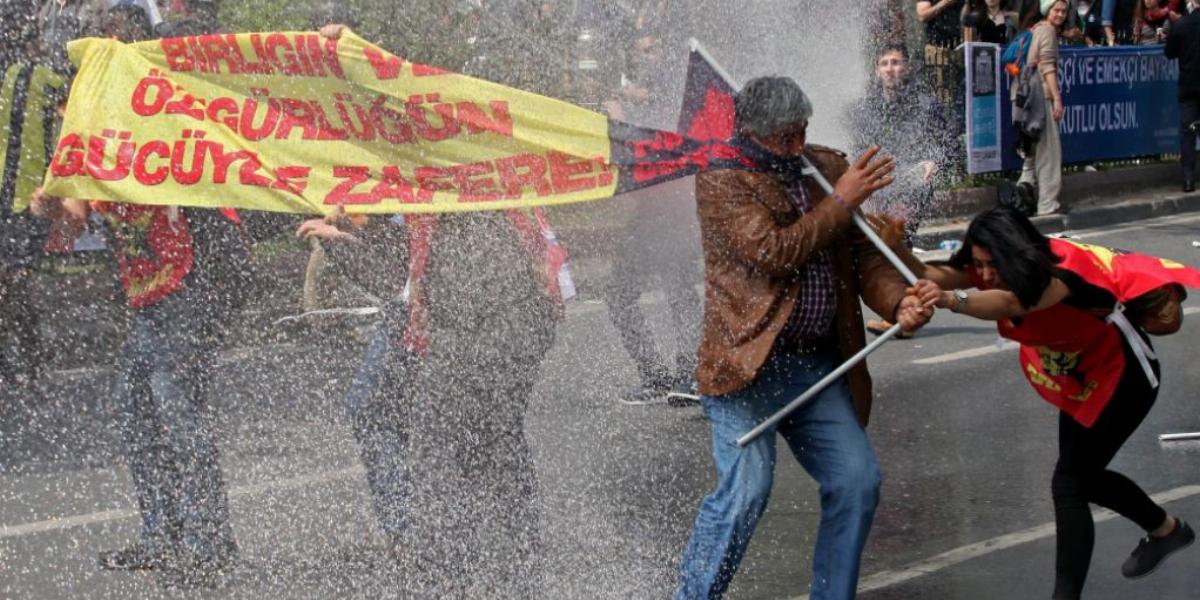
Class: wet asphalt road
2,213,1200,599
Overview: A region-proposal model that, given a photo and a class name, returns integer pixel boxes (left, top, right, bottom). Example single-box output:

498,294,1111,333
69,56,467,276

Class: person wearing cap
672,76,933,600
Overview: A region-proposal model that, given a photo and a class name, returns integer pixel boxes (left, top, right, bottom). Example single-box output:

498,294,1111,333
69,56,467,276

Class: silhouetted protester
297,4,362,313
35,0,108,73
295,9,419,555
1015,0,1069,215
845,43,956,337
601,27,703,405
904,207,1197,600
152,0,219,37
673,77,933,600
1167,0,1200,192
297,208,413,552
314,24,566,597
31,4,254,583
0,2,51,388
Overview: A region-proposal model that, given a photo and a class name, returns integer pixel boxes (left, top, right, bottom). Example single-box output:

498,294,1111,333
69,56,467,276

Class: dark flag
606,40,748,195
676,40,739,139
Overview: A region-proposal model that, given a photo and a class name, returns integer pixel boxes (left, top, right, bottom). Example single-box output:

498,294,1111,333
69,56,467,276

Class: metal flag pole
735,162,921,448
682,39,926,448
1160,432,1200,442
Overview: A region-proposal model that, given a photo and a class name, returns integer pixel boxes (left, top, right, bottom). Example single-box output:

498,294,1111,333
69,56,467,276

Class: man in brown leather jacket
673,76,933,600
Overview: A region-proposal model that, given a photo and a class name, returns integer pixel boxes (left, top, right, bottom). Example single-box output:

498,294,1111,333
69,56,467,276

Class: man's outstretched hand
833,146,896,210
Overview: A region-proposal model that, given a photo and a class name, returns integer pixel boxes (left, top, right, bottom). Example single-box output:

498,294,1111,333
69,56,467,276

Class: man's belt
779,335,839,357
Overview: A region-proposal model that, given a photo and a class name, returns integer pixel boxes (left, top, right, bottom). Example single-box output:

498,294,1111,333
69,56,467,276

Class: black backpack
996,180,1037,216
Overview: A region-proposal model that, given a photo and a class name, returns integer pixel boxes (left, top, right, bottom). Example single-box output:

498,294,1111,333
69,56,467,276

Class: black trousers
1180,97,1200,183
1051,341,1166,599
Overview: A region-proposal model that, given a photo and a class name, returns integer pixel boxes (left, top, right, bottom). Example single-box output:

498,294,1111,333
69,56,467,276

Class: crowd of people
2,1,1199,599
903,0,1200,218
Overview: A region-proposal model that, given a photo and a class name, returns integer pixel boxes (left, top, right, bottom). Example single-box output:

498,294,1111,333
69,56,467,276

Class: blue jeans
115,290,234,560
674,350,881,600
344,307,410,536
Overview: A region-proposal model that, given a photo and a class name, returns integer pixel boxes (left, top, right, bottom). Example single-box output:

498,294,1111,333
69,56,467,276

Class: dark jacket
1166,8,1200,100
845,77,958,173
693,144,909,426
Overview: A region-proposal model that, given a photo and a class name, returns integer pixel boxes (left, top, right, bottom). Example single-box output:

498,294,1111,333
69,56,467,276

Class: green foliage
219,0,316,33
218,0,484,72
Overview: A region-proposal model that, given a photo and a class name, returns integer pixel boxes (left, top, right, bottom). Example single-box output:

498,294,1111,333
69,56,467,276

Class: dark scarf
725,134,808,184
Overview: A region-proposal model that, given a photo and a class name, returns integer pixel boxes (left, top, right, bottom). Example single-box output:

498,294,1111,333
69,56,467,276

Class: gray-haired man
673,76,932,599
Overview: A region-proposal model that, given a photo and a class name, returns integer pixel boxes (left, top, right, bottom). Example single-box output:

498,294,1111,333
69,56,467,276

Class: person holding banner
29,3,253,582
673,76,933,600
902,207,1198,600
296,209,414,555
309,23,566,597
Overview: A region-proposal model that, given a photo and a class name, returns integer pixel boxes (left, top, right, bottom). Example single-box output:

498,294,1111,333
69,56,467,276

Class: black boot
1184,178,1195,193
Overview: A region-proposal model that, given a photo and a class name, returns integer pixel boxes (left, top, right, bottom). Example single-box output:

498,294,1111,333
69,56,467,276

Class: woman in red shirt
900,208,1197,599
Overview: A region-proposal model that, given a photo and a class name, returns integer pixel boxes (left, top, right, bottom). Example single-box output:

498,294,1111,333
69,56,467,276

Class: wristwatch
951,289,969,313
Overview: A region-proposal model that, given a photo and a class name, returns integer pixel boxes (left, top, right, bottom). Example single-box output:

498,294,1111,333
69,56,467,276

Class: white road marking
789,484,1200,600
914,307,1200,365
1069,212,1200,240
912,341,1018,365
0,465,364,540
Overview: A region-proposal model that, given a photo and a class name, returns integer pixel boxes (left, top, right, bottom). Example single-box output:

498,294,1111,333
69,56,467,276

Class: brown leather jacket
694,145,909,426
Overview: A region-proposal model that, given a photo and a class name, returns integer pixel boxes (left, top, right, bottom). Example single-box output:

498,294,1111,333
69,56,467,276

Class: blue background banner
988,45,1179,172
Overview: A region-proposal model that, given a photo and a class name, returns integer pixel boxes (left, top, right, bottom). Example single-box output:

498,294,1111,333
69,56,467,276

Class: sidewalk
914,163,1196,250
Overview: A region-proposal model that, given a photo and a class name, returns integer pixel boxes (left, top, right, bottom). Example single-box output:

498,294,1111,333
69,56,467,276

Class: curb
912,186,1200,250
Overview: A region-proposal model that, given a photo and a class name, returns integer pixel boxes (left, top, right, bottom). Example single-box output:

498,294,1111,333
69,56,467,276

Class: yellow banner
42,31,617,214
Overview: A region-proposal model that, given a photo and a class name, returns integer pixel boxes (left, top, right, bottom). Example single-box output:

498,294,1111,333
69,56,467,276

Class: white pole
736,323,903,447
1160,432,1200,442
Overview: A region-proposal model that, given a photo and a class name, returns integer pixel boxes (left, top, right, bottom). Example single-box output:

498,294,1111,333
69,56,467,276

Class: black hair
106,2,154,40
876,43,908,61
949,206,1062,308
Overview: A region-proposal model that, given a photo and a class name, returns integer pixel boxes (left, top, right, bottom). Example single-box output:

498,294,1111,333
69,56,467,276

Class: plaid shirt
778,177,837,344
